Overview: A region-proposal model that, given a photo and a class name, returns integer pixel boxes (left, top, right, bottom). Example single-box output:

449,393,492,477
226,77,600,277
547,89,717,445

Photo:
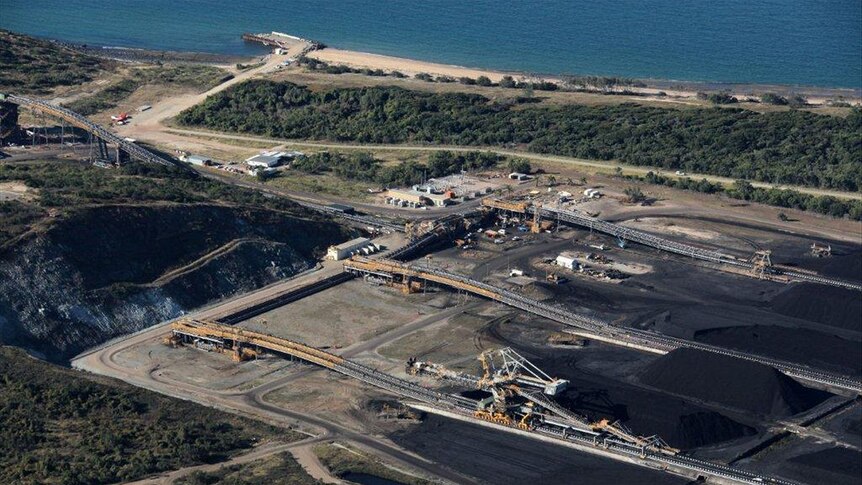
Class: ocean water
1,0,860,88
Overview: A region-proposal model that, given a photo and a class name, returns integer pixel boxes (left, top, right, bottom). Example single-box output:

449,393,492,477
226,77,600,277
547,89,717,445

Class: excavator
406,347,678,456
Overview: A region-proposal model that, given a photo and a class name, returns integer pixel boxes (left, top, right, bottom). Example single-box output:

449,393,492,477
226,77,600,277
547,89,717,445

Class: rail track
6,94,193,171
535,205,861,291
344,257,862,394
173,319,796,485
481,200,860,291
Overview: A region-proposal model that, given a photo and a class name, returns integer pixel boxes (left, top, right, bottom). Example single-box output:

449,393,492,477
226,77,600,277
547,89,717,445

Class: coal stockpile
390,414,689,485
528,354,756,450
638,348,832,417
694,325,862,377
770,284,862,332
785,448,862,485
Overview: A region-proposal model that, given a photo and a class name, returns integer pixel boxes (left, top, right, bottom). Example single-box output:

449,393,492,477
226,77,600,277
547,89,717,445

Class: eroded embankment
0,203,352,362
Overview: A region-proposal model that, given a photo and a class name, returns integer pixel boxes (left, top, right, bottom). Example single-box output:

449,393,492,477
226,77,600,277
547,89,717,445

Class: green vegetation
630,171,862,220
314,442,430,485
176,451,320,485
623,186,647,203
176,80,862,192
236,61,265,71
0,200,45,243
0,346,288,485
297,56,391,77
560,75,647,91
698,91,738,105
0,160,323,247
507,157,532,174
66,64,232,115
0,30,112,94
292,150,503,187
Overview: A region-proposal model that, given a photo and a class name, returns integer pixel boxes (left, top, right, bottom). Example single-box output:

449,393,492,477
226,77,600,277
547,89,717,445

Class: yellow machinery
170,319,345,369
344,257,500,300
750,250,773,279
481,198,530,214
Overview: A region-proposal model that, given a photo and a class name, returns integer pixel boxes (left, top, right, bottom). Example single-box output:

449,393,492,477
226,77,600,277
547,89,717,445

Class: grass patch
314,442,430,485
0,29,113,94
0,200,45,244
264,172,373,201
66,64,233,115
0,346,294,485
176,451,319,485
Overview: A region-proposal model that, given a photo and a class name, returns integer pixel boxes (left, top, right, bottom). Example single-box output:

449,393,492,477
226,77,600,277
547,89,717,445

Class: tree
507,158,531,174
761,92,788,105
522,83,534,98
623,186,646,203
255,170,275,182
614,167,623,177
499,76,517,88
476,76,493,87
546,175,557,187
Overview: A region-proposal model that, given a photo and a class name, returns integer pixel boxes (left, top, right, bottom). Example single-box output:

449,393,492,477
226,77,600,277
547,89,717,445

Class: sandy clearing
290,444,344,484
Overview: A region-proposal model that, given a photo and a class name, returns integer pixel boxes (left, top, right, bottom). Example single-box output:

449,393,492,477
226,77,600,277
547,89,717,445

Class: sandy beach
307,47,860,106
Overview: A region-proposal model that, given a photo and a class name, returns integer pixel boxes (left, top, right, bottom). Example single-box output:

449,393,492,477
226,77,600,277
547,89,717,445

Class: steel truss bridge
4,94,191,171
172,318,796,485
343,257,862,395
482,199,861,292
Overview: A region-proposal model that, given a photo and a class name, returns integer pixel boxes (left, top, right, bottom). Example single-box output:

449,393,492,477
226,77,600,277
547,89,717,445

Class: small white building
246,151,288,168
555,253,577,270
327,237,371,261
185,155,212,166
509,172,531,181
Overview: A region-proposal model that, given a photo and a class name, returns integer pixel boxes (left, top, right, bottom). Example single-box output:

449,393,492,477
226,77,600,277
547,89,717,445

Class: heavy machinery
406,347,678,456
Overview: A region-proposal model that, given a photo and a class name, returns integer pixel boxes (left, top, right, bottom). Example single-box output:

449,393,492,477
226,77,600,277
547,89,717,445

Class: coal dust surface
638,348,833,417
770,283,862,332
694,325,862,377
785,448,862,485
390,414,689,485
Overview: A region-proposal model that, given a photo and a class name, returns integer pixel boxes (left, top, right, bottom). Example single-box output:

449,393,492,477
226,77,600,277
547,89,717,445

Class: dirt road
161,128,862,202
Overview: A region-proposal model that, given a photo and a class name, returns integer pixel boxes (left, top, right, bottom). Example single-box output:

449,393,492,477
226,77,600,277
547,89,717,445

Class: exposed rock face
0,101,21,143
0,204,352,361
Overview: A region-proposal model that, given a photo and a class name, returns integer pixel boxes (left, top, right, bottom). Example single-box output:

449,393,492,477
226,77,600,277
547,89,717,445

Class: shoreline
306,46,861,106
38,28,862,104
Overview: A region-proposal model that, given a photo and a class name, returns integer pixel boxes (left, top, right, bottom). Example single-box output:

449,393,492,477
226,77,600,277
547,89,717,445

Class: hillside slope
0,346,293,484
0,161,353,361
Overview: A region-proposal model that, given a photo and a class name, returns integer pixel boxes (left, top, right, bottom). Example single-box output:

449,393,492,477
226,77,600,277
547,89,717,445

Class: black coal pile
528,354,756,450
786,448,862,485
695,325,862,377
390,414,689,485
639,348,832,417
771,283,862,332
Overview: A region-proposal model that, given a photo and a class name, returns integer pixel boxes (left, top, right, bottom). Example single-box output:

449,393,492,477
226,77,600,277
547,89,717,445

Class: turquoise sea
1,0,860,88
